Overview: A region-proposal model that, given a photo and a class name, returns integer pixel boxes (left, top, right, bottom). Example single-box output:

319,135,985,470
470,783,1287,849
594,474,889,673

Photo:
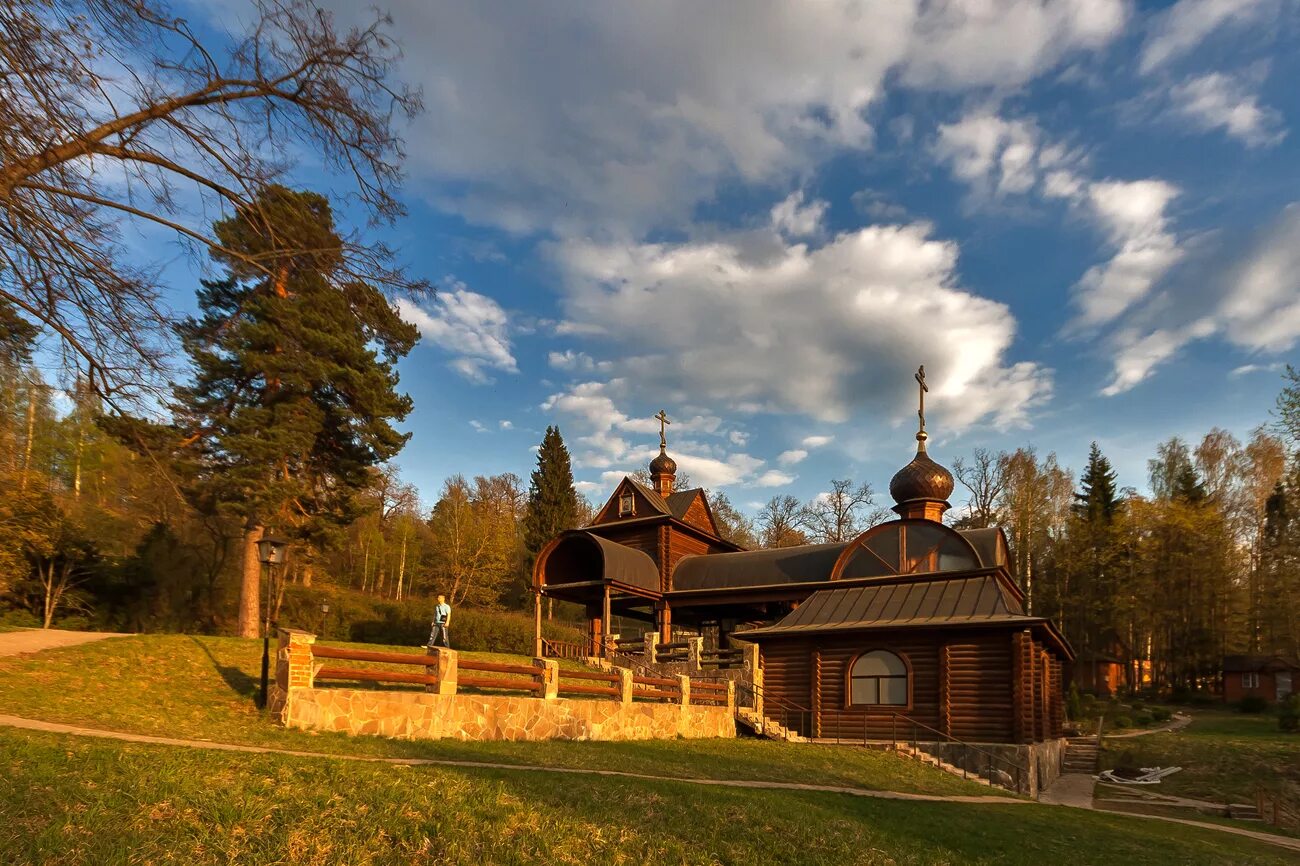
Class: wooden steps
1063,737,1099,774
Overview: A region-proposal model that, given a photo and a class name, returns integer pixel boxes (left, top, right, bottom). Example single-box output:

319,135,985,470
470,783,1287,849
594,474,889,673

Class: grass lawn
1101,709,1300,806
4,727,1295,866
0,633,999,797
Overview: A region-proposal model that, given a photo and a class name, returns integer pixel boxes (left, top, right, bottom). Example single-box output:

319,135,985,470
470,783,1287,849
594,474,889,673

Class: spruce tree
1074,442,1119,523
521,427,580,604
175,185,417,637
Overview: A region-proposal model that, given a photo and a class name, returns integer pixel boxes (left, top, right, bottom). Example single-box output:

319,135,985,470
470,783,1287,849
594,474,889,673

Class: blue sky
180,0,1300,515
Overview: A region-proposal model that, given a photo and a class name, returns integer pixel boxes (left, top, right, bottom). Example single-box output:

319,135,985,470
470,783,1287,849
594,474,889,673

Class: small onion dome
889,434,954,507
649,447,677,477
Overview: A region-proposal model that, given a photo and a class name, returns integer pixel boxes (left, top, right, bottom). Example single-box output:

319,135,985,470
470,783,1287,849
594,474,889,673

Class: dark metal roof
955,528,1006,569
671,541,853,590
733,576,1040,638
584,532,660,591
1223,655,1300,672
665,489,704,520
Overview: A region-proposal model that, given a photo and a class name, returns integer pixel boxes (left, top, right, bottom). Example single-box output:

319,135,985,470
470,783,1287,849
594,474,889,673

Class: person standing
429,594,452,648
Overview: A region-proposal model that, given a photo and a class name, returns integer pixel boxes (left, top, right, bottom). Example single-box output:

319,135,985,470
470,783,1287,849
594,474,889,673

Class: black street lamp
319,602,331,638
256,533,290,710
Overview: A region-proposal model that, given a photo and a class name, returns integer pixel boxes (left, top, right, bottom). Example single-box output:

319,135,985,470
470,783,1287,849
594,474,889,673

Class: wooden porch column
533,591,543,658
657,602,672,644
601,583,612,659
587,603,602,657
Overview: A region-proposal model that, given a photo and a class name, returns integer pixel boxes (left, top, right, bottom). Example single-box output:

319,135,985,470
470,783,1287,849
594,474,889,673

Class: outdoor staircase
1227,803,1263,821
736,707,808,743
1063,737,1100,774
892,743,996,788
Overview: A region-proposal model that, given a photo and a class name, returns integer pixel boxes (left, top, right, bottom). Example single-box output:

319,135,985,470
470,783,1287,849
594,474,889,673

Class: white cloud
1072,180,1184,328
398,287,516,384
1219,204,1300,353
802,434,835,448
468,419,488,433
1231,362,1284,377
1140,0,1276,74
729,430,750,447
771,191,827,238
777,449,809,466
547,349,613,374
1101,319,1216,396
934,112,1061,198
498,420,513,430
1167,72,1286,148
551,223,1050,430
754,469,797,488
319,1,1127,235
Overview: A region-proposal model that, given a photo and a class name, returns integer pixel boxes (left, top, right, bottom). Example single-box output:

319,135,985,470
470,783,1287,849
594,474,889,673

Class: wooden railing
540,637,590,660
1256,788,1300,830
313,645,544,695
633,674,682,701
891,712,1027,794
558,668,621,698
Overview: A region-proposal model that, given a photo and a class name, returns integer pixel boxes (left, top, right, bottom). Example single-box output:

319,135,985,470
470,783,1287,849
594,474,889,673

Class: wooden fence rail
293,637,732,709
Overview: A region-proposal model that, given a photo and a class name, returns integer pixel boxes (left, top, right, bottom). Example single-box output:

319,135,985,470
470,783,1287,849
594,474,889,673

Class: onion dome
649,447,677,478
890,433,955,507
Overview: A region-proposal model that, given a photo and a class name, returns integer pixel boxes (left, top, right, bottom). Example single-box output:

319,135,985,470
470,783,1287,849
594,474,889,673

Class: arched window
848,650,909,706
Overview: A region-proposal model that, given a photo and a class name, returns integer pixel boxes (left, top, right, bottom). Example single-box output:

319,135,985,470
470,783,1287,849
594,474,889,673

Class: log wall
760,627,1062,743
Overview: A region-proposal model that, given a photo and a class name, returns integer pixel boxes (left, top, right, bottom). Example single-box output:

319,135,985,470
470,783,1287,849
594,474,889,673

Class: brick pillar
425,646,458,695
687,637,704,672
269,628,315,722
615,666,633,704
534,657,559,699
677,674,691,707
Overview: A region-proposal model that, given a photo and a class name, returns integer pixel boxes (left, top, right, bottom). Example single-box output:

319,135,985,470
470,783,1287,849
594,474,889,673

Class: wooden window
848,650,909,706
618,492,635,517
1242,672,1260,689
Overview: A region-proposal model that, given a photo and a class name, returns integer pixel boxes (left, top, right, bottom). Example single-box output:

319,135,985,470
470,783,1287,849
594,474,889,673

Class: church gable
666,489,720,537
591,477,669,525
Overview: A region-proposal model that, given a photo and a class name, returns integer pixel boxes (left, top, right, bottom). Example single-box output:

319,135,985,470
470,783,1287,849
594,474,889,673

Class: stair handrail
890,711,1028,794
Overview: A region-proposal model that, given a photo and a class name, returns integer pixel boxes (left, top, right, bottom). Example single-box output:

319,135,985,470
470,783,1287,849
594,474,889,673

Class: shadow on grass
189,636,257,703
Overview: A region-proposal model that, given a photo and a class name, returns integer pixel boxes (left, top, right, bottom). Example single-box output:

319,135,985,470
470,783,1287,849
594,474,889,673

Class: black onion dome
889,439,954,505
650,447,677,476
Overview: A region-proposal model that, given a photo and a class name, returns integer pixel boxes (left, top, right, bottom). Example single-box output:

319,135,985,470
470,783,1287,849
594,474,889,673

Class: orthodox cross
914,365,928,436
654,409,671,449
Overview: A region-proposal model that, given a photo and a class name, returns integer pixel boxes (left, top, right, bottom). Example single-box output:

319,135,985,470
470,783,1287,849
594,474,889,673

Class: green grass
0,633,998,797
3,728,1295,866
1102,709,1300,805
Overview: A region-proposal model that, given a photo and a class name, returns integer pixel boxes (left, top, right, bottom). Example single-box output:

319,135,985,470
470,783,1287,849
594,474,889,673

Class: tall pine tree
175,186,417,637
1074,442,1119,522
521,427,580,608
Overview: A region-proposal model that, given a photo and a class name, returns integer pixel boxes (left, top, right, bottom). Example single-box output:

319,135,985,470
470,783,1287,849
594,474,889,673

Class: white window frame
618,492,635,517
848,650,909,708
1242,672,1260,689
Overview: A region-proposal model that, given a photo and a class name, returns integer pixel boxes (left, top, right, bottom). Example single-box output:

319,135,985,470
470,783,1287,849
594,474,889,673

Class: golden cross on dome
654,409,671,449
915,365,928,437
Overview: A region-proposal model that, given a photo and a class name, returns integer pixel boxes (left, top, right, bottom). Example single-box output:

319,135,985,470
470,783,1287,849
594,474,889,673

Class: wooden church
534,370,1072,743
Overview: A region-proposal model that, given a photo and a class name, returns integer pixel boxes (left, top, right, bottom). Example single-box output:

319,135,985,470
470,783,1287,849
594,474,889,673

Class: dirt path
2,712,1299,853
1105,713,1193,738
0,629,130,658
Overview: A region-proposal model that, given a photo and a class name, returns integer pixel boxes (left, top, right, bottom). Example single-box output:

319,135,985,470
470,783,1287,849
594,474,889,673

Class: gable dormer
591,477,671,525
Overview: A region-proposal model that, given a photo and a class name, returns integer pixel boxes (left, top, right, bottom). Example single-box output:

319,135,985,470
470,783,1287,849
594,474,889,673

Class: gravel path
0,629,130,658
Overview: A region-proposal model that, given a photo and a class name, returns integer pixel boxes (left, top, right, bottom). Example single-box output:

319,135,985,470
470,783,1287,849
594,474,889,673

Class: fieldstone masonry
271,628,735,743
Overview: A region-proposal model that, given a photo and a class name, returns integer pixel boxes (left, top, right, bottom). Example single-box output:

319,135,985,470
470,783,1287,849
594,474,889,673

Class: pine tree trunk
237,522,264,638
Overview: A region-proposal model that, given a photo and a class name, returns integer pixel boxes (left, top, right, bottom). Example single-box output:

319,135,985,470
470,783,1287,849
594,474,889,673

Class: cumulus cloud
777,449,809,466
547,350,612,374
1072,180,1184,329
771,191,827,238
933,111,1081,199
398,288,516,384
1167,72,1286,148
550,223,1050,430
316,1,1127,235
754,470,797,488
802,435,835,448
1140,0,1277,74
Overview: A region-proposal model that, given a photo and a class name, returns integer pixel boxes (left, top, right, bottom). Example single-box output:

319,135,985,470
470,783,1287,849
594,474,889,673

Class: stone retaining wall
269,628,735,743
283,687,736,741
924,736,1067,796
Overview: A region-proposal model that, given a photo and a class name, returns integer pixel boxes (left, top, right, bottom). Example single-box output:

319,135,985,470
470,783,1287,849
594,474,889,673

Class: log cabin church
534,369,1072,744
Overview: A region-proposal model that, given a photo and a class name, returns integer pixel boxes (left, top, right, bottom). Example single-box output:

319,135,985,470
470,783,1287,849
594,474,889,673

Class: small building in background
1222,655,1299,704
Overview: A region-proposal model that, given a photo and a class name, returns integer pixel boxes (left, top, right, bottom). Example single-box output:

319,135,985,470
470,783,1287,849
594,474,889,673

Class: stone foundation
282,686,736,742
920,737,1067,796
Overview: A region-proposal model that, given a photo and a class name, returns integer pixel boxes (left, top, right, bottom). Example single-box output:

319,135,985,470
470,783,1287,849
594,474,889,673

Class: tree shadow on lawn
426,767,1283,866
189,636,257,703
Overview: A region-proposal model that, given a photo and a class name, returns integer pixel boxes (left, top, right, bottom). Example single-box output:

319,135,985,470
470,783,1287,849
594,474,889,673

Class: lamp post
256,533,290,710
319,602,330,639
